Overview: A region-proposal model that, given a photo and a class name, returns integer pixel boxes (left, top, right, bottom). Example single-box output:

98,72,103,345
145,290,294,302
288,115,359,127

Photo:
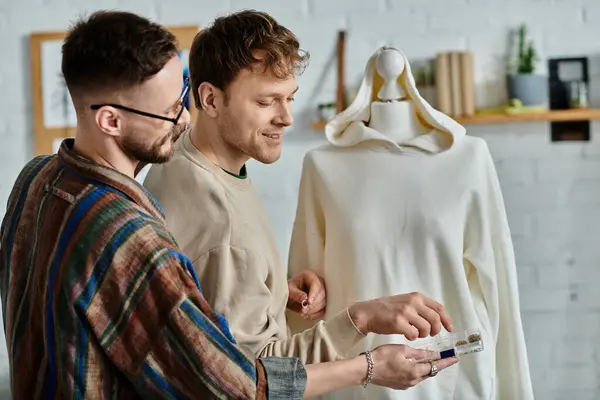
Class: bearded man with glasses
89,76,191,165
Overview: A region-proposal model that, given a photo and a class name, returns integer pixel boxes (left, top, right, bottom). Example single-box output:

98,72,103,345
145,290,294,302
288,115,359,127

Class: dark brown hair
61,10,179,98
189,9,309,109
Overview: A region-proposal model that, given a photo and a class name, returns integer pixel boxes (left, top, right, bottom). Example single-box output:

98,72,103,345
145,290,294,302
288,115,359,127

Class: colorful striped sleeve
0,155,52,319
77,215,306,399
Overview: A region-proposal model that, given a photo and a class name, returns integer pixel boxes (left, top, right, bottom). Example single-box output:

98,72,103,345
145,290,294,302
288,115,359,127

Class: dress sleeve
288,152,327,280
463,140,534,400
287,153,330,335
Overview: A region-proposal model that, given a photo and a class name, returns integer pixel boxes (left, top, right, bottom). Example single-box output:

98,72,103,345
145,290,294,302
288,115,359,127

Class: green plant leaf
513,23,538,74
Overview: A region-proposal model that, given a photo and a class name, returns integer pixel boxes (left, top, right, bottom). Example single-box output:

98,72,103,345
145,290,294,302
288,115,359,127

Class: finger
422,297,453,332
414,361,435,378
434,356,459,370
414,356,458,378
306,272,325,301
303,298,325,317
396,319,421,341
287,285,308,305
305,305,326,319
416,304,442,336
308,294,326,310
303,290,326,317
406,312,432,338
310,287,326,307
403,347,438,362
306,309,326,320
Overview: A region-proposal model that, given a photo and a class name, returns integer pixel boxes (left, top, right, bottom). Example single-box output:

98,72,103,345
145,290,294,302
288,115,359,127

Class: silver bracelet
360,350,374,389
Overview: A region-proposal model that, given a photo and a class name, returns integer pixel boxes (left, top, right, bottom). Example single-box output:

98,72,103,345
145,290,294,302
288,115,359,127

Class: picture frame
29,25,200,155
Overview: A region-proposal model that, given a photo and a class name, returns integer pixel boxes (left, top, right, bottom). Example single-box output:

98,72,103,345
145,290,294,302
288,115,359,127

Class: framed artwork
29,25,200,155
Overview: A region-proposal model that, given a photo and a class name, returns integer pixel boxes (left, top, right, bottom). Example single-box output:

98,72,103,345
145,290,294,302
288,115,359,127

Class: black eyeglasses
90,77,191,125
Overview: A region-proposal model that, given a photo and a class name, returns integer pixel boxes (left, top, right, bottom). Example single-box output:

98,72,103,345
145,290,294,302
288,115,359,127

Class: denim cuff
258,357,307,400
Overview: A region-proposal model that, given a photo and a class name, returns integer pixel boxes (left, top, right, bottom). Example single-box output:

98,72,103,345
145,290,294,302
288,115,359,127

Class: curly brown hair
62,10,178,99
189,9,309,109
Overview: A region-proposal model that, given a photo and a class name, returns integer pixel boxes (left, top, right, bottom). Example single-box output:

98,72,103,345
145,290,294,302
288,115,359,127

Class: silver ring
428,361,439,377
301,299,308,308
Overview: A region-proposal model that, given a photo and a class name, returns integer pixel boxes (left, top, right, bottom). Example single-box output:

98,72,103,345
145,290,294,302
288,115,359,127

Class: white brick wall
2,0,600,397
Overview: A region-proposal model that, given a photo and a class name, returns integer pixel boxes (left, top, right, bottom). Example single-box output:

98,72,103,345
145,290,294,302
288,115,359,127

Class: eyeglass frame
90,77,191,125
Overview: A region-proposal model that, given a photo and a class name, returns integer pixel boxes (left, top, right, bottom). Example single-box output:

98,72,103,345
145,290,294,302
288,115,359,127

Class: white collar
340,121,453,153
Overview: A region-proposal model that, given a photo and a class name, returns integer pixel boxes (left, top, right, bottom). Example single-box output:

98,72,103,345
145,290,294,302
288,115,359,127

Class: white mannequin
290,45,534,400
368,47,427,143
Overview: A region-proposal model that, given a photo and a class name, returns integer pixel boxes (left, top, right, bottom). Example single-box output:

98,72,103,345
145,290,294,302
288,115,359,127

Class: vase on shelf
506,73,548,107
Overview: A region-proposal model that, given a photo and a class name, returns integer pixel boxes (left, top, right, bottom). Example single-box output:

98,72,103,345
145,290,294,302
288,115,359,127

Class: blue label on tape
440,348,456,359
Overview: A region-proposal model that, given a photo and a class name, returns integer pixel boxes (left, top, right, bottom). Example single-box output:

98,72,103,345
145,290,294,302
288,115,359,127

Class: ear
94,107,122,137
198,82,220,117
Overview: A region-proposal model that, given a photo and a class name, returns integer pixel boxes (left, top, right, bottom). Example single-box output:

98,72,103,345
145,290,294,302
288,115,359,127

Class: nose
275,102,293,127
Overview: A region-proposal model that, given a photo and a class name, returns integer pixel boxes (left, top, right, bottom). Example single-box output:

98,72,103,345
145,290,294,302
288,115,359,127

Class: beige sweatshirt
143,130,364,363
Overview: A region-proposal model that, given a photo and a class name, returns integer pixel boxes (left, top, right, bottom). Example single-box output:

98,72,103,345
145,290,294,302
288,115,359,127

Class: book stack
435,51,475,117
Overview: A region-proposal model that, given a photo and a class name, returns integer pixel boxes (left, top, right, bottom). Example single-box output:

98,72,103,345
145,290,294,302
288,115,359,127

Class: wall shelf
312,32,600,132
312,120,327,130
310,109,600,131
452,108,600,125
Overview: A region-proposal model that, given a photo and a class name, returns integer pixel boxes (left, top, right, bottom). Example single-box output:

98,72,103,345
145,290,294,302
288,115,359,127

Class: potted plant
317,102,337,121
506,24,547,107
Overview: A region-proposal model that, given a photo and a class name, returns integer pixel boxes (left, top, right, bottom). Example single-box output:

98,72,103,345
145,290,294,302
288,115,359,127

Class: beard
217,111,282,165
121,122,189,164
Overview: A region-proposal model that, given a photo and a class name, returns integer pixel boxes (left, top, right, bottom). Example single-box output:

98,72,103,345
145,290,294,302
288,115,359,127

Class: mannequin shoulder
452,136,502,184
304,142,340,156
455,135,494,160
459,134,490,150
299,145,350,180
302,142,362,165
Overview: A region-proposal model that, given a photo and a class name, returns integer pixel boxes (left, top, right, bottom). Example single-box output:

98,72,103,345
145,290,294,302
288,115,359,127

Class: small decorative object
317,102,337,122
414,61,436,106
506,23,547,107
468,333,482,343
569,81,589,109
412,329,485,364
548,56,590,142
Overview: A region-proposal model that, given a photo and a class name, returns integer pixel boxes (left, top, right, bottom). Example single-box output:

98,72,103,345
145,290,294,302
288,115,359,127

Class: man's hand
287,270,326,320
348,292,453,340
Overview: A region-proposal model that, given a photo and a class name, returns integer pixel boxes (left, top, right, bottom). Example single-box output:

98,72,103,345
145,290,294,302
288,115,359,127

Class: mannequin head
375,48,407,101
326,45,467,150
189,10,309,168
